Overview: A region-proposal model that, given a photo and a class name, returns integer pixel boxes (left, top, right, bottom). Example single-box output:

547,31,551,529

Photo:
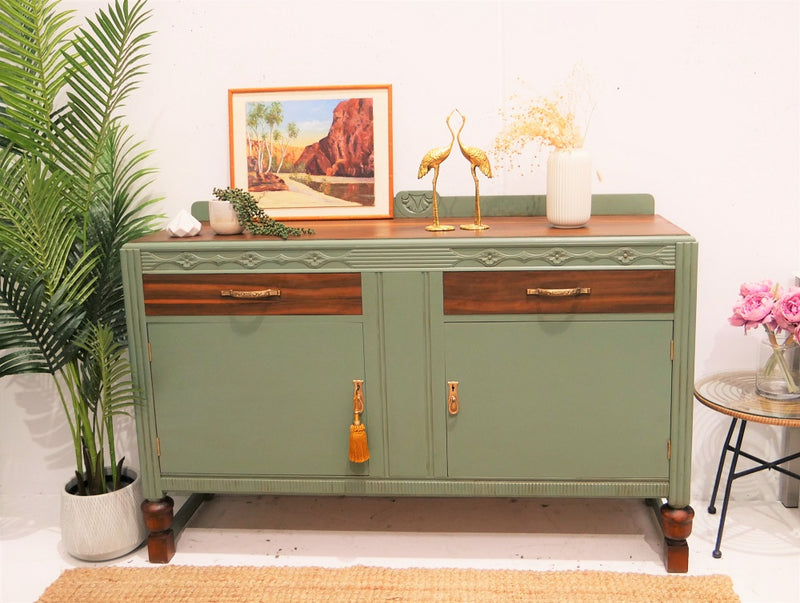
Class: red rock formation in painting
297,98,374,178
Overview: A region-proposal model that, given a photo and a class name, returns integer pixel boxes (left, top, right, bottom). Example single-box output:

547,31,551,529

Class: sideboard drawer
143,273,362,316
443,269,674,315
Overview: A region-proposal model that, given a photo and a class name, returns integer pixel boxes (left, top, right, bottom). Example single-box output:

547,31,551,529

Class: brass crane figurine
454,109,492,230
417,110,456,231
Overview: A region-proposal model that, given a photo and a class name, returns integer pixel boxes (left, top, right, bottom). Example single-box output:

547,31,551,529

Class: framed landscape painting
228,84,393,220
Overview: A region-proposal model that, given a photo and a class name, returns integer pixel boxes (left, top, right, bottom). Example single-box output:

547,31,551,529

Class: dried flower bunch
494,65,597,171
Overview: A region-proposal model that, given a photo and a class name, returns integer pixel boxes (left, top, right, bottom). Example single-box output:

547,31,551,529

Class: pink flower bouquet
730,280,800,396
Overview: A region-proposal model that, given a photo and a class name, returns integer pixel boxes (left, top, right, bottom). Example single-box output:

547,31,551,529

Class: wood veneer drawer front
143,273,362,316
443,269,675,314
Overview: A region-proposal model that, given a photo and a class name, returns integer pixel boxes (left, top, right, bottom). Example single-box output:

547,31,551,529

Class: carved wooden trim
140,244,676,273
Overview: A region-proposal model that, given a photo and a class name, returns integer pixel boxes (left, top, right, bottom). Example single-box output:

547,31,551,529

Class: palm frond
78,322,138,418
83,122,161,338
0,0,75,159
75,321,139,493
55,0,153,211
0,252,86,375
0,151,93,291
0,151,99,325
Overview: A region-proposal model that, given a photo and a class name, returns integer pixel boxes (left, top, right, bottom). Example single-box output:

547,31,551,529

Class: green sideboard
121,192,697,571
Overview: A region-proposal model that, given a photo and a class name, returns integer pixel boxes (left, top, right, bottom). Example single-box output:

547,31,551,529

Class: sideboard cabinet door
444,319,673,480
147,318,367,476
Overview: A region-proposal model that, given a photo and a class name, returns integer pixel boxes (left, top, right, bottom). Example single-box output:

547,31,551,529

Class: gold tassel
349,413,369,463
348,380,369,463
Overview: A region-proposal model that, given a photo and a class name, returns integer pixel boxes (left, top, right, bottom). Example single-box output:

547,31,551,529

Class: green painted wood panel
393,192,656,218
444,320,673,480
190,193,656,221
148,318,368,476
380,272,436,477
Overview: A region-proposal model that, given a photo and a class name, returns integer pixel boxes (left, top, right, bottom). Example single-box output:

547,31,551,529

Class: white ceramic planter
60,468,147,561
208,200,244,235
546,148,592,228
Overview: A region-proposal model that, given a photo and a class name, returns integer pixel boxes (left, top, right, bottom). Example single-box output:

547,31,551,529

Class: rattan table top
695,371,800,427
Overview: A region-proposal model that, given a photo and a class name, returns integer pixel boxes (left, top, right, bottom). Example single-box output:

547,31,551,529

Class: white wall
2,0,799,504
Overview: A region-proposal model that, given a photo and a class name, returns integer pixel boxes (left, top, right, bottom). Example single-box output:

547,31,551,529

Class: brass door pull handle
353,379,365,414
447,381,459,415
526,287,591,297
220,289,281,299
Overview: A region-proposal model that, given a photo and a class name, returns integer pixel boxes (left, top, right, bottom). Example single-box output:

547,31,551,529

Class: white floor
2,493,799,602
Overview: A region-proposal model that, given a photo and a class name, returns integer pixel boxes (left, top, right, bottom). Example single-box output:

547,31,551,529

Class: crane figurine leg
460,165,489,230
426,167,454,232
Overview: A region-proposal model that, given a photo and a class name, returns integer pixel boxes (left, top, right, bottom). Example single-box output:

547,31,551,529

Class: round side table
694,371,800,558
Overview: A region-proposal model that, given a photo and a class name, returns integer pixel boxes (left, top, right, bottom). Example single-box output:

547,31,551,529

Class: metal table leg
712,419,748,559
708,417,737,514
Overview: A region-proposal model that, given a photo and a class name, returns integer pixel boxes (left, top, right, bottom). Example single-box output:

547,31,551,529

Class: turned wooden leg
142,497,175,563
659,503,694,573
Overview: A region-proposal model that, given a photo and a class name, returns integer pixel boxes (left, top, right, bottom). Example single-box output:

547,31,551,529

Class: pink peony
774,287,800,332
732,280,799,395
729,291,775,331
740,280,775,297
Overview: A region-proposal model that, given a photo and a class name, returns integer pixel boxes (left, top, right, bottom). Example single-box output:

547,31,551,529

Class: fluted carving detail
158,476,667,499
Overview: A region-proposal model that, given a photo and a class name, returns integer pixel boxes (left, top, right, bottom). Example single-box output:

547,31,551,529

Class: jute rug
36,565,739,602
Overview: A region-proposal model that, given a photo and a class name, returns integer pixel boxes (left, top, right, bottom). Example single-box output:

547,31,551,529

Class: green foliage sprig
212,187,314,240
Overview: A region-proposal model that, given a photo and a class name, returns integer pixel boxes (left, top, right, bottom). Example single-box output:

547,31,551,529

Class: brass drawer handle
526,287,591,297
220,288,281,299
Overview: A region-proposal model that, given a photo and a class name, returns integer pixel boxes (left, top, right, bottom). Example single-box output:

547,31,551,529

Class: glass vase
755,339,800,400
546,147,592,228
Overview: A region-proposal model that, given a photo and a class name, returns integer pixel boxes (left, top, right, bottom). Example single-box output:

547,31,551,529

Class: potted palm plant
0,0,160,560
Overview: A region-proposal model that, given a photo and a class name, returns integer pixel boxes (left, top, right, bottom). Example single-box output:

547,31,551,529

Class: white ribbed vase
546,148,592,228
60,469,147,561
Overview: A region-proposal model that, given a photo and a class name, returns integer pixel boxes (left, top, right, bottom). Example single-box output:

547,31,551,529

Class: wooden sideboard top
133,214,690,245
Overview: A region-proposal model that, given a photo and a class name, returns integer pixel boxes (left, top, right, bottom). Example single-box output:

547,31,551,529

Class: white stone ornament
166,209,202,237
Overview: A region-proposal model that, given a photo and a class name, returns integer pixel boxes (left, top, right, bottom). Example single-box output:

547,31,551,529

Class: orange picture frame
228,84,393,220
